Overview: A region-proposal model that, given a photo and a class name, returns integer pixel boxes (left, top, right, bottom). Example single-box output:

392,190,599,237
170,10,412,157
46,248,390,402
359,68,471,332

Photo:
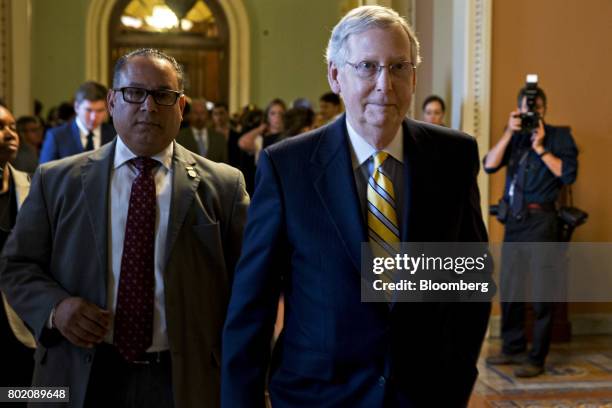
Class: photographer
483,81,578,377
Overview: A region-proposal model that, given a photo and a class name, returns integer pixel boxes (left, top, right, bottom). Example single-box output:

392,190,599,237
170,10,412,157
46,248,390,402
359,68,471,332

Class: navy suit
39,119,115,164
222,116,491,407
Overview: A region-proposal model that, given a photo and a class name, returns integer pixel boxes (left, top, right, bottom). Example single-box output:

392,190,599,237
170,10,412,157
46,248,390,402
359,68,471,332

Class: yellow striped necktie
367,151,400,254
367,151,399,300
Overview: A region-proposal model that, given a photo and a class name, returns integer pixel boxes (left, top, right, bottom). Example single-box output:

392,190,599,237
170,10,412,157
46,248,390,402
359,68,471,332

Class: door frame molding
85,0,250,113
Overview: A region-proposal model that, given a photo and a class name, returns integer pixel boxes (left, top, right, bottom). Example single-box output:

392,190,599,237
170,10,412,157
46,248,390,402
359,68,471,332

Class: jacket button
378,376,386,386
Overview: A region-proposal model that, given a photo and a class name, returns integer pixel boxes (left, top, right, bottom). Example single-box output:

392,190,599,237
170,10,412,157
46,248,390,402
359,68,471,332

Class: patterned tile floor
470,336,612,407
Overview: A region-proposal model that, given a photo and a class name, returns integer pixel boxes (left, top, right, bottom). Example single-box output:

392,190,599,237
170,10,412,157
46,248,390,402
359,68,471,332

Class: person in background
422,95,446,126
237,98,286,164
211,102,234,141
175,98,227,163
483,85,578,378
13,116,44,172
291,97,313,110
39,82,115,163
0,102,36,391
317,91,343,126
283,107,315,137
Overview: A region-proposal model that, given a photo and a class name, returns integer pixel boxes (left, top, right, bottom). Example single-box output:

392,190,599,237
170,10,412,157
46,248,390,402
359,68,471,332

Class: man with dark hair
318,91,343,124
13,115,43,172
176,98,228,163
39,81,115,163
211,102,233,140
484,84,578,377
1,48,248,408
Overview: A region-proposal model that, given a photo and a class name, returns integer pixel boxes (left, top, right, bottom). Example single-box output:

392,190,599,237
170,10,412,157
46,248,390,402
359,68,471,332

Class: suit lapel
9,164,30,209
401,120,418,242
101,123,116,145
164,142,200,269
80,141,115,301
71,120,84,153
311,116,366,272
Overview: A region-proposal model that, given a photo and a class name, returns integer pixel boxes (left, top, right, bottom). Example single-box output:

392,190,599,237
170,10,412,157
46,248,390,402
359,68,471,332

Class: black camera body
519,74,540,133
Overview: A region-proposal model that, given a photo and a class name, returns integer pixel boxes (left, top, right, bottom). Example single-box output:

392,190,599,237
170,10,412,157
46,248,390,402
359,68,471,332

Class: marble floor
470,336,612,407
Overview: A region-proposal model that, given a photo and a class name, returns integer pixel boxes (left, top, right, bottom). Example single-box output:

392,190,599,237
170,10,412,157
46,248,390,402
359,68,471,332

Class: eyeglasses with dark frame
113,87,184,106
345,60,415,81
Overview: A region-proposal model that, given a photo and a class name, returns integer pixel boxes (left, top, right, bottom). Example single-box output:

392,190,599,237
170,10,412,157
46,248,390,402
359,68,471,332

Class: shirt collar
113,136,174,171
75,116,101,138
345,119,404,168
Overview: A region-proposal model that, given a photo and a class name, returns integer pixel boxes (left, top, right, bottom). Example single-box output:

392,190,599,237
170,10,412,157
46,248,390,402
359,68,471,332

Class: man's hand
53,297,111,348
507,109,522,133
531,119,546,154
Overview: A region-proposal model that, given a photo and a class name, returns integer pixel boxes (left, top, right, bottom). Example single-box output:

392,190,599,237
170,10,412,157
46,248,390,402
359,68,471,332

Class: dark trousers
0,305,34,408
84,344,174,408
500,210,560,366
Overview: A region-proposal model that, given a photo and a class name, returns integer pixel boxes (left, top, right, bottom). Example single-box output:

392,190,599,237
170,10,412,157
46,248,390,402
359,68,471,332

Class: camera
519,74,540,133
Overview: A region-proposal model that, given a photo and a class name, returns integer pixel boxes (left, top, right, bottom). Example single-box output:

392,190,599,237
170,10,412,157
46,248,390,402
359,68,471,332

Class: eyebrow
123,83,177,91
355,55,411,61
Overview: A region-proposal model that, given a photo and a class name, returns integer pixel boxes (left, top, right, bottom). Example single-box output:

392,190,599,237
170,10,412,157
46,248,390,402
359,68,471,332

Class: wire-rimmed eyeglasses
345,60,415,81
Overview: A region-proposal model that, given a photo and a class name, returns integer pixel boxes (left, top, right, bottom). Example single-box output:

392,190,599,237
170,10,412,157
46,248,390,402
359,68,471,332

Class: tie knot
131,157,158,174
372,151,389,169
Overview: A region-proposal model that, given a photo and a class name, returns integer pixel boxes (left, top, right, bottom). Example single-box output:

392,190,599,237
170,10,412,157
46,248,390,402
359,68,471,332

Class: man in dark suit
175,98,228,163
1,48,248,408
222,5,490,408
39,81,115,164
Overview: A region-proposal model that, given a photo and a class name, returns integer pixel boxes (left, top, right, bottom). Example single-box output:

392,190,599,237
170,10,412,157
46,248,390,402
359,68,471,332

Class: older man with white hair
222,6,491,407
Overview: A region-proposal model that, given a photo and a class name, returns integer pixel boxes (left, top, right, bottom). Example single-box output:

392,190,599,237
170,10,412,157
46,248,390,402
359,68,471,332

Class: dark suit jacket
39,119,115,164
176,127,228,164
0,140,249,408
221,115,491,408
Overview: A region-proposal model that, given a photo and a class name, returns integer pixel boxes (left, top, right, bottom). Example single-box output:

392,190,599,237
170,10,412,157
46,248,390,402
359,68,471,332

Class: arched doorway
108,0,229,103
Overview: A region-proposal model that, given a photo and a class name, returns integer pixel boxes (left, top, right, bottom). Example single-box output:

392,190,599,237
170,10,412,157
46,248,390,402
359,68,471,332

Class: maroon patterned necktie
114,157,158,362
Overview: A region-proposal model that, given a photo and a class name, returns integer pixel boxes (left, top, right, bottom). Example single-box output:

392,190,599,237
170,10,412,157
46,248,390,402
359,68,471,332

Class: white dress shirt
105,137,173,351
75,117,102,150
345,119,403,170
346,119,405,225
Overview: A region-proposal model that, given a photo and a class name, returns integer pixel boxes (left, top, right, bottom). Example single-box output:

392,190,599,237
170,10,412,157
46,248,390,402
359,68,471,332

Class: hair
34,99,43,115
283,107,315,137
57,102,76,121
263,98,287,126
422,95,446,112
326,5,421,67
319,92,341,106
517,86,547,108
75,81,108,104
213,102,228,111
112,48,184,89
190,98,208,110
16,115,40,133
241,107,264,133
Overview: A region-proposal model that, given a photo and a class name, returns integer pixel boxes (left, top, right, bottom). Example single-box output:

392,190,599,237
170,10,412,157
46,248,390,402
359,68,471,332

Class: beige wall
489,0,612,315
